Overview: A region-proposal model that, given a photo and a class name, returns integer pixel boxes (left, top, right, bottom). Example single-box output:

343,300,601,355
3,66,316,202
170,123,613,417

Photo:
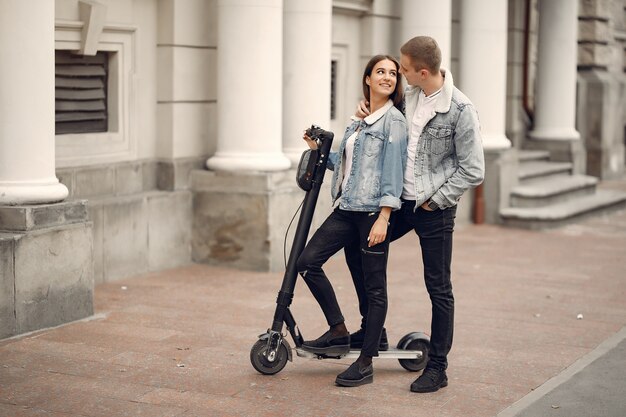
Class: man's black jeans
297,208,389,357
344,200,456,370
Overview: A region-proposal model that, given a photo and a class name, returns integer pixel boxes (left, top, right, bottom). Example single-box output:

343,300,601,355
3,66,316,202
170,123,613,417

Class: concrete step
518,150,551,162
518,161,573,182
510,175,598,208
500,189,626,229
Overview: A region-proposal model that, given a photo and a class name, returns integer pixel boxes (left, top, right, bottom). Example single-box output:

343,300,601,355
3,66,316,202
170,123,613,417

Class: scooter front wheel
397,332,430,372
250,339,289,375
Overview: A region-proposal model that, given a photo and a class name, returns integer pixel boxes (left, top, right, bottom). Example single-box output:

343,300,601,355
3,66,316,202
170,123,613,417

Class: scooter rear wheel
250,339,289,375
397,332,430,372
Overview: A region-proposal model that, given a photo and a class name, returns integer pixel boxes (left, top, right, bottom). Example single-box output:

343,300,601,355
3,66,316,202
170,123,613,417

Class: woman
297,55,408,387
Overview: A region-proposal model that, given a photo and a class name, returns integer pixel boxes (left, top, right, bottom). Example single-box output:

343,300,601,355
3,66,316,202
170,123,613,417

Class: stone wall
57,158,196,284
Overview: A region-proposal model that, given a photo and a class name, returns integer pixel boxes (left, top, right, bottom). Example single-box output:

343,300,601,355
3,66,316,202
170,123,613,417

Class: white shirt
341,130,358,192
402,87,442,200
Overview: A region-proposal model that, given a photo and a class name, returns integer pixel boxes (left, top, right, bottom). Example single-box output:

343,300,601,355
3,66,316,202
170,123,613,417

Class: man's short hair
400,36,442,74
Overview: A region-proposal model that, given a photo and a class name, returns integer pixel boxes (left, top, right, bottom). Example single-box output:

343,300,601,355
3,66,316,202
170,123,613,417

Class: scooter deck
295,347,423,360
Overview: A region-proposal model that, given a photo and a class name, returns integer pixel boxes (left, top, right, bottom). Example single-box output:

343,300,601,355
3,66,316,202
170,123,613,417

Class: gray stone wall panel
102,196,149,281
74,167,115,198
0,234,17,338
115,162,144,196
88,203,105,285
147,191,192,271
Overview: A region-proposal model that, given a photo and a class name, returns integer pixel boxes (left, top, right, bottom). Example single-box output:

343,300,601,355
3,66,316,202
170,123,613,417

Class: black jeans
345,200,456,370
297,208,389,357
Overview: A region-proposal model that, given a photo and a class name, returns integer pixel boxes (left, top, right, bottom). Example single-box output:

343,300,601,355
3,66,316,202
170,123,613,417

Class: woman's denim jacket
404,69,485,209
327,100,408,212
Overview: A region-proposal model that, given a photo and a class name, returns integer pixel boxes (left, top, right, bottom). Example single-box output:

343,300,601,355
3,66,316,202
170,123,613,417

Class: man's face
399,54,423,88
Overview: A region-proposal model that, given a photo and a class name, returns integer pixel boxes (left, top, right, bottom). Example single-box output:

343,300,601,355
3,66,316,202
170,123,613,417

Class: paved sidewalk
1,205,625,416
498,327,626,417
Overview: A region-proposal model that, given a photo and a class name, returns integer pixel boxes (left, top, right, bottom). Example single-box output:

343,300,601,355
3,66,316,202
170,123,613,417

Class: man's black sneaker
301,330,350,356
410,367,448,393
349,327,389,351
335,360,374,387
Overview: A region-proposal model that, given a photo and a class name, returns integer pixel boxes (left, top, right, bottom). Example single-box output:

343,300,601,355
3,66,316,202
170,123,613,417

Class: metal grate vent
55,50,108,135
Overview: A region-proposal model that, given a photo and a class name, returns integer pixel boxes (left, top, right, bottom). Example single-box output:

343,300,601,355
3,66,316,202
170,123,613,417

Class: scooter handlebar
305,125,334,144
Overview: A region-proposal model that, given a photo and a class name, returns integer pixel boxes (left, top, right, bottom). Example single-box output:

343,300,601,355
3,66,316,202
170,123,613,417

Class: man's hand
421,201,434,211
355,100,370,118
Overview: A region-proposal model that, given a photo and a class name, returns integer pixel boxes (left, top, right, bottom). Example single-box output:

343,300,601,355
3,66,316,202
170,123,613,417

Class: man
348,36,485,393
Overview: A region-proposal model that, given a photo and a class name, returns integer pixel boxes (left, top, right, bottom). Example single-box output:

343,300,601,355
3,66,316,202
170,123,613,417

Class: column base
206,152,291,172
482,133,512,150
0,179,68,206
528,128,580,141
483,147,519,224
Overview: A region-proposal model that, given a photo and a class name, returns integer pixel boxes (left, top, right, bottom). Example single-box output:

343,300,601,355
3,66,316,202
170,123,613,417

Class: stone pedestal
483,148,519,224
524,137,587,175
577,70,625,179
0,201,93,339
191,170,332,272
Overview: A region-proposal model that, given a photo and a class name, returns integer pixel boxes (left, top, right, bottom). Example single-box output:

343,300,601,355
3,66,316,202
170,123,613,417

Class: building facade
1,0,625,338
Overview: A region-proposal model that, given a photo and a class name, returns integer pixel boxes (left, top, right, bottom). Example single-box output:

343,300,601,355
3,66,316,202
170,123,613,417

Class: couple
297,36,485,392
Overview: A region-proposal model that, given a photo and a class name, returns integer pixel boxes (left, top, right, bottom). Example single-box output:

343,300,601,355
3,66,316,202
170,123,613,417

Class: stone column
206,0,290,172
401,0,452,70
458,0,511,150
282,0,332,164
0,1,93,339
0,0,68,205
458,0,512,225
530,0,580,142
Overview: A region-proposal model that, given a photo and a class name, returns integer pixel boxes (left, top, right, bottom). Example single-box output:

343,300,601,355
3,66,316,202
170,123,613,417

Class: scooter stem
270,126,334,334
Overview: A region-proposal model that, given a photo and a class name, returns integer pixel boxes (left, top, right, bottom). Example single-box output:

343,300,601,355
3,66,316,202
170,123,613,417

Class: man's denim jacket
328,99,408,212
404,69,485,209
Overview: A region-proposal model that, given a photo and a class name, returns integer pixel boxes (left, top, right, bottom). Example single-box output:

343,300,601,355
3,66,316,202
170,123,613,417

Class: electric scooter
250,125,430,376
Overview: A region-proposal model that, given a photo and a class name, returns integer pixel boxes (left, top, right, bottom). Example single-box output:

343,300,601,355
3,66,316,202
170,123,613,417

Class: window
331,60,337,120
55,50,108,135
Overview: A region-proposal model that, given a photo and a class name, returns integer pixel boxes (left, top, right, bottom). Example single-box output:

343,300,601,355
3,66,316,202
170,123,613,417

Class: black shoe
410,367,448,393
349,328,389,351
335,361,374,387
302,330,350,356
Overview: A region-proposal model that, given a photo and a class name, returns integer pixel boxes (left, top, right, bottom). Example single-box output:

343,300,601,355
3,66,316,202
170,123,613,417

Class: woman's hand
302,132,318,150
368,209,391,247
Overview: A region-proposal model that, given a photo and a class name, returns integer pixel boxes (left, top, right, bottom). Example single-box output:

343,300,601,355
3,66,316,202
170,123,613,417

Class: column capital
482,134,512,150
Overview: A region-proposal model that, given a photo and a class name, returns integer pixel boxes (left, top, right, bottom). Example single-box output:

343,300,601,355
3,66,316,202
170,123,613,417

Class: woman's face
366,59,397,100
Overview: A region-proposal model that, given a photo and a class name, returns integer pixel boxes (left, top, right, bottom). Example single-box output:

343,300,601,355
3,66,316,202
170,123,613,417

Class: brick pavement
1,204,625,417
